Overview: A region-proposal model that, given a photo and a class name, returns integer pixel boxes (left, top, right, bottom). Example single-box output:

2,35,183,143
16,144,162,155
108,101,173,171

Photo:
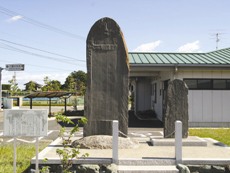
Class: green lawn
21,96,84,107
0,142,49,173
189,128,230,146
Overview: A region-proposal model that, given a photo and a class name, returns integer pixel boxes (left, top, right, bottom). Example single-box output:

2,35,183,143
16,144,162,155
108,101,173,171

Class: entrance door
136,78,151,112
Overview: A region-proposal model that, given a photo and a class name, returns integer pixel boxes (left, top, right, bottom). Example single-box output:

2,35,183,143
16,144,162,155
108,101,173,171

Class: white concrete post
112,120,119,164
175,120,182,164
0,68,3,111
13,137,17,173
35,137,39,173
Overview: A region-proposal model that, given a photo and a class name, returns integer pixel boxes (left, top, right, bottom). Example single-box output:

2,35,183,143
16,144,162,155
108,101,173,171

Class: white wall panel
192,91,203,122
221,71,230,78
192,71,202,78
212,91,222,122
185,71,193,78
179,70,230,126
222,91,230,122
212,71,222,78
202,91,213,122
188,90,193,122
202,71,212,78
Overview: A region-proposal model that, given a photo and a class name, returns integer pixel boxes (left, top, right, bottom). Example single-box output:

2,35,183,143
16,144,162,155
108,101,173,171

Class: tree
62,70,86,95
27,82,36,92
8,74,21,96
42,76,61,91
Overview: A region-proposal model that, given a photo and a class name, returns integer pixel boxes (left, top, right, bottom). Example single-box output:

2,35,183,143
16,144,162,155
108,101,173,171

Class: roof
24,81,42,87
25,91,72,98
128,47,230,66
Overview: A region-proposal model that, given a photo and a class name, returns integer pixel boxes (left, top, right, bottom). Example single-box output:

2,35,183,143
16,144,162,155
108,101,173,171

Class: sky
0,0,230,89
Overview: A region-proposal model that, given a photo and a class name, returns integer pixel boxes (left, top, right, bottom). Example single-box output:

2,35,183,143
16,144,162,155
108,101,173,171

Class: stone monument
84,17,129,137
164,79,188,138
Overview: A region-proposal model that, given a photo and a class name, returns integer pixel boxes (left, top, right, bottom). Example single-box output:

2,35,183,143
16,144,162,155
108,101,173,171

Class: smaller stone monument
163,79,188,138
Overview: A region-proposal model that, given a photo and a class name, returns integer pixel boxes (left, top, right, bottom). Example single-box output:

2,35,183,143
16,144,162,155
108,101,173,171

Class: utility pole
216,33,220,50
0,67,4,110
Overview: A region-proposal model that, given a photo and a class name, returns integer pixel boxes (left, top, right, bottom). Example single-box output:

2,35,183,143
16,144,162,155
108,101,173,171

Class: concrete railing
175,120,182,164
112,120,183,165
112,120,119,164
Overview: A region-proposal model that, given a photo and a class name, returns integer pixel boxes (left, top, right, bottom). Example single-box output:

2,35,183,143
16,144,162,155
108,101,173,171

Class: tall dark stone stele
84,17,129,137
164,79,189,138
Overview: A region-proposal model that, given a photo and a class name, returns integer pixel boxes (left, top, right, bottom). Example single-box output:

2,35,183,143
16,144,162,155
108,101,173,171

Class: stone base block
150,136,207,146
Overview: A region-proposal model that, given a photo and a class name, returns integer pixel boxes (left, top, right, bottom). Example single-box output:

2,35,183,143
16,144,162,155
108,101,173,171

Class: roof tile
129,48,230,66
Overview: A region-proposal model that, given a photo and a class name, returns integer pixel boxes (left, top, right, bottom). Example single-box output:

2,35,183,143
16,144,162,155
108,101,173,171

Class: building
129,47,230,127
24,81,42,91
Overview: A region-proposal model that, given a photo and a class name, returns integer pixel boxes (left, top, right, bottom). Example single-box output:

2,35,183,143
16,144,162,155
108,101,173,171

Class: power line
0,39,85,62
0,5,86,40
0,43,85,66
0,54,78,71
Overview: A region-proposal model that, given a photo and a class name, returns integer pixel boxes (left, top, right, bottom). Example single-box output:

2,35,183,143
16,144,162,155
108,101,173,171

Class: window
184,79,230,90
184,79,197,89
197,79,212,89
227,80,230,89
213,80,226,89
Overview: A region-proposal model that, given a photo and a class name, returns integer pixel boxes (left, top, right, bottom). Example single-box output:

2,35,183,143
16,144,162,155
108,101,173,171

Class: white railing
175,120,182,164
112,120,119,164
111,120,183,165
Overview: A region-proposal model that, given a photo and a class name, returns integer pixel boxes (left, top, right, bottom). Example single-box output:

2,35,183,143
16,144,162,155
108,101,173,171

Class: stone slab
182,158,230,165
118,166,179,173
84,17,129,137
118,158,176,166
31,135,230,167
150,136,207,146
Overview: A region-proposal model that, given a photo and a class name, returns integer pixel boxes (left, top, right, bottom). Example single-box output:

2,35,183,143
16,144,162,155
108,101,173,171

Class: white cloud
177,40,200,53
7,15,23,23
133,40,162,52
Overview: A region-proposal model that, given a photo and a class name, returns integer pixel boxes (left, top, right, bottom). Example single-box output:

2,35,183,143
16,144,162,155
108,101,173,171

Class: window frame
183,78,230,90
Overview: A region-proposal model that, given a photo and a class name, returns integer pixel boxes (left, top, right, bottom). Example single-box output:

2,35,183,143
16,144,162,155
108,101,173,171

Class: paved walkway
1,108,230,166
32,131,230,166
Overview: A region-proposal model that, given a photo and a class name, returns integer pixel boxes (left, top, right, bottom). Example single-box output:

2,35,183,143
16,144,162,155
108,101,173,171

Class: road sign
4,109,48,137
5,64,25,71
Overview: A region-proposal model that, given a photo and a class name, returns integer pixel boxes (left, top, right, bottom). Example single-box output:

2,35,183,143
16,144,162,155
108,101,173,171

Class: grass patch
189,128,230,146
0,142,50,173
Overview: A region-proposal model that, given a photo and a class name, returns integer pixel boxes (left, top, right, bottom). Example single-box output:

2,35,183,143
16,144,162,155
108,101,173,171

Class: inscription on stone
89,44,117,50
4,109,48,137
84,17,129,137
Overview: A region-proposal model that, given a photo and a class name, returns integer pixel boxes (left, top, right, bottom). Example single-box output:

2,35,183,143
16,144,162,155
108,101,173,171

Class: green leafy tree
62,75,75,92
8,75,21,96
42,76,61,91
62,70,86,95
42,76,51,91
25,81,36,92
55,113,88,172
43,76,50,85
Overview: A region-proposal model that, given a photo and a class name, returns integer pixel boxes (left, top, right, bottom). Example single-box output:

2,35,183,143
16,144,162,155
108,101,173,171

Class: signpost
0,64,25,111
5,64,25,71
4,109,48,173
